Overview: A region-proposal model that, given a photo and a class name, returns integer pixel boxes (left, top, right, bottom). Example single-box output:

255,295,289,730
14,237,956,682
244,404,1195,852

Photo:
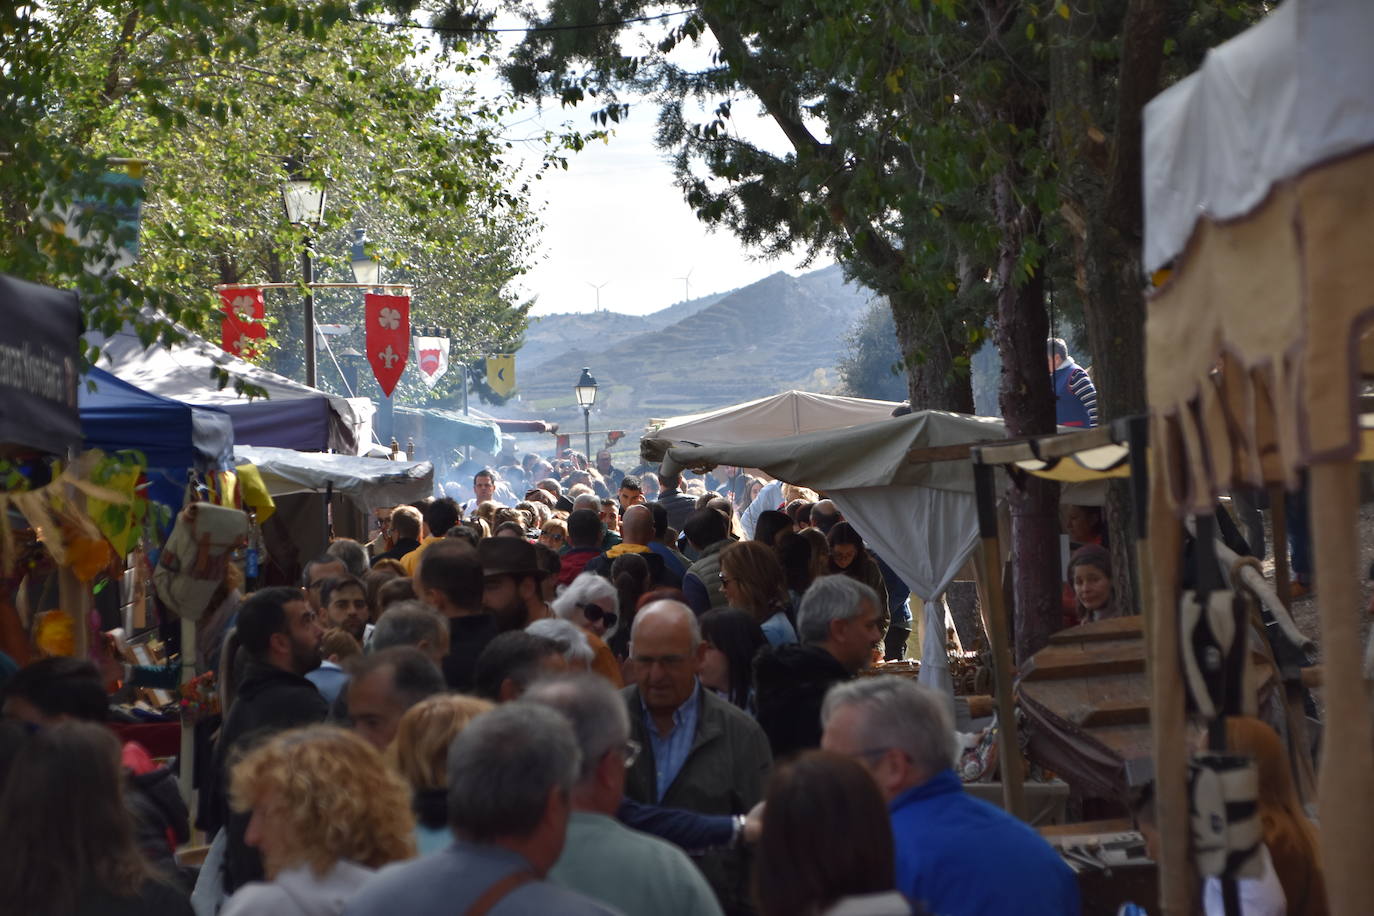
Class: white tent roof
1143,0,1374,273
87,321,374,454
651,390,904,444
658,410,1007,495
654,410,1106,701
235,446,433,513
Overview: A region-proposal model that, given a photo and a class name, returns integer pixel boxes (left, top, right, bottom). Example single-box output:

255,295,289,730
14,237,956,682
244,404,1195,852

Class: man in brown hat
478,536,554,631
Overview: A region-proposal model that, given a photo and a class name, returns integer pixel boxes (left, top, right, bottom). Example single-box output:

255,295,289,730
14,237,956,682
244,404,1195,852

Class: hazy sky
480,24,833,318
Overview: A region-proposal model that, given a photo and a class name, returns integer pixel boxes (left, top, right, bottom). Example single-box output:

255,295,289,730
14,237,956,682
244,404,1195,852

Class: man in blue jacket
821,677,1080,916
1048,337,1099,428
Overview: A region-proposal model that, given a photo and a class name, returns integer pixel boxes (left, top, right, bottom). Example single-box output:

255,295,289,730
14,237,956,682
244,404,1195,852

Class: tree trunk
1052,0,1166,617
992,248,1062,663
890,292,975,413
991,94,1061,664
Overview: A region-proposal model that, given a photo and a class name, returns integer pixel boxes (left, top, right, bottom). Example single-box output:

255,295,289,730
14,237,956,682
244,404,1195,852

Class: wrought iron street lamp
350,227,380,287
281,151,327,387
574,366,598,459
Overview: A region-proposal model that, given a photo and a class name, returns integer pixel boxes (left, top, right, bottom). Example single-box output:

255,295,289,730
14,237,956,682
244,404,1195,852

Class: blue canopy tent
86,320,372,454
79,366,235,510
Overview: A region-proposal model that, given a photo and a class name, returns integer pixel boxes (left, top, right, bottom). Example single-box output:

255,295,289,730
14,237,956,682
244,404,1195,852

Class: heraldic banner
365,293,410,396
220,287,265,358
414,334,450,389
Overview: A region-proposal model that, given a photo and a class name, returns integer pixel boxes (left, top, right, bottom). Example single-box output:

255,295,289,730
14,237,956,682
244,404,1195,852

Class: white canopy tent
650,410,1081,697
651,390,904,444
87,322,374,455
235,446,433,514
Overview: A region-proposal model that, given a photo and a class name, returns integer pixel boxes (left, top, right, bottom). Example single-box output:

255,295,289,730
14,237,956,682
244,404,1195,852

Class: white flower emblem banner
364,293,410,396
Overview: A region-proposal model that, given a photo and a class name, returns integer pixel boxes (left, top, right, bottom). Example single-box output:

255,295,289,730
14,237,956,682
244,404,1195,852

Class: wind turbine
673,267,694,303
586,280,609,311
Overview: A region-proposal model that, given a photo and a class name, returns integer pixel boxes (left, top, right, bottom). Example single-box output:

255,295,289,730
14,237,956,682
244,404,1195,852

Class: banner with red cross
219,287,265,358
365,293,410,396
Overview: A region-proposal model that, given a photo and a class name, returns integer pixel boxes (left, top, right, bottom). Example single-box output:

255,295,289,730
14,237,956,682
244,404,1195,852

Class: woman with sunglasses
539,518,569,551
719,540,798,647
550,572,624,687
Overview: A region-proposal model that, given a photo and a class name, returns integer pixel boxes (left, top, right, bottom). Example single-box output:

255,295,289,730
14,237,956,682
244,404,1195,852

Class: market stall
86,319,373,454
646,409,1108,818
80,366,235,513
650,389,905,443
234,445,433,514
1142,1,1374,911
233,445,433,568
393,405,502,462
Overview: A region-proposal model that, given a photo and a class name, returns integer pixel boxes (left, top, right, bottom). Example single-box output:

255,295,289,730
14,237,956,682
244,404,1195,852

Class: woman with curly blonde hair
391,693,494,855
222,726,417,916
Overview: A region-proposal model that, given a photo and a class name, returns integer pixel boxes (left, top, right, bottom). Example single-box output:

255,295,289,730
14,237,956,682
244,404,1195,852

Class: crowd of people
0,440,1329,916
0,448,1092,916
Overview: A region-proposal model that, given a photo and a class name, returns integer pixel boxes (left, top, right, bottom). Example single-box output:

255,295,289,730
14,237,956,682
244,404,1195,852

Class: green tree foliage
1,0,555,401
838,300,909,402
500,0,1024,412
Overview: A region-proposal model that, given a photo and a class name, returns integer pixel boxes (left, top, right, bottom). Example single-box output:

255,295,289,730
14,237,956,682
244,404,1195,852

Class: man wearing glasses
531,673,724,916
622,601,772,914
301,554,348,614
820,678,1079,916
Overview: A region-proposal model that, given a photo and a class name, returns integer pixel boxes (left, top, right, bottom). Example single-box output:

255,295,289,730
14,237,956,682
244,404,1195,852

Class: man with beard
212,586,327,893
478,537,552,631
318,575,369,642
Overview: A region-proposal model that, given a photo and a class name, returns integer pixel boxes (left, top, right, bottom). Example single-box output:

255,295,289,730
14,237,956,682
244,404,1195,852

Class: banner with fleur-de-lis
219,287,265,358
365,293,410,396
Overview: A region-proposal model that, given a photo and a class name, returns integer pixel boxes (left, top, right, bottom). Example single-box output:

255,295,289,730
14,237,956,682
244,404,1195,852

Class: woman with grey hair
550,572,624,687
526,618,596,670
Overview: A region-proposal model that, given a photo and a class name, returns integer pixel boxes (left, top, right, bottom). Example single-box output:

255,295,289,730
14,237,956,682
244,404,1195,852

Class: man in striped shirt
1047,337,1099,428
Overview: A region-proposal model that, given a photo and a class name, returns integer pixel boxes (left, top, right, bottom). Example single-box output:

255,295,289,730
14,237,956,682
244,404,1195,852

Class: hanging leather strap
465,870,537,916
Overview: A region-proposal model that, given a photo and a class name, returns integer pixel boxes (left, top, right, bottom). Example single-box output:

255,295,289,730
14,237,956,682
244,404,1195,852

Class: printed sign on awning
0,274,81,455
366,293,410,396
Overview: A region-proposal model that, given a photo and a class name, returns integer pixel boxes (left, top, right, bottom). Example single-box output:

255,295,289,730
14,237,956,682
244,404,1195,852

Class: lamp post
338,347,364,397
350,227,380,287
349,229,394,440
574,366,598,459
281,152,327,387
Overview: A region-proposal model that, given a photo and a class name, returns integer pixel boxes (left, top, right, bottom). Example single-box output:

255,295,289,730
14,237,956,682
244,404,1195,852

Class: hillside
514,265,876,434
517,291,724,374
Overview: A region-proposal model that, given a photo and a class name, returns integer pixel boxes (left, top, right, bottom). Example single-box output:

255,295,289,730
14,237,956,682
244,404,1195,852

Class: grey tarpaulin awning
234,446,433,513
394,405,502,456
648,410,1012,700
651,390,904,443
647,410,1106,699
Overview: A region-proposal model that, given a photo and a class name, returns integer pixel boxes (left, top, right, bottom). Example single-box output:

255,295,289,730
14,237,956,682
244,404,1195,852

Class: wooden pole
179,617,195,808
971,462,1025,820
1310,460,1374,915
1269,485,1290,608
1145,438,1193,914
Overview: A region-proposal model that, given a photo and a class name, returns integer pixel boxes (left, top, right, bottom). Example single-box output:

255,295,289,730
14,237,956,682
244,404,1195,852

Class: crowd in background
0,443,1327,916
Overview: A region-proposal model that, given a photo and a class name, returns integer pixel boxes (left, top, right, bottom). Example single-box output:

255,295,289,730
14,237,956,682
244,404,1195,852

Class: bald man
621,601,772,912
585,505,677,587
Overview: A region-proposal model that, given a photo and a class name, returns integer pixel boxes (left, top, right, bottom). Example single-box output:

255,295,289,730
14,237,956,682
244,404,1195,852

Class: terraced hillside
515,265,875,436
